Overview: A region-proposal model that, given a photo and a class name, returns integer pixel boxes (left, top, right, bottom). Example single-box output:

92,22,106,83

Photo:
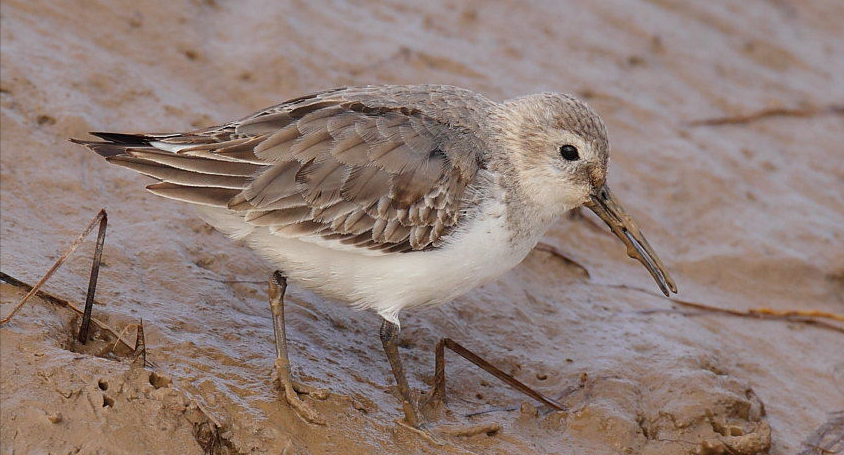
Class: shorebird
73,84,676,428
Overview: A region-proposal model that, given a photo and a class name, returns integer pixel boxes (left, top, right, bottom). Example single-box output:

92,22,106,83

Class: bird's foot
419,389,445,420
289,379,330,400
273,360,328,425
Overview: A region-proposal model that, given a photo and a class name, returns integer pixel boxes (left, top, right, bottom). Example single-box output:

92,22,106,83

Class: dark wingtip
89,132,152,145
70,132,155,158
70,138,132,158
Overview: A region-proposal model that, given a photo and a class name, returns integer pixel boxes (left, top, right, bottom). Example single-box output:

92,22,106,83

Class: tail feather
69,138,148,157
146,182,240,208
72,130,270,209
105,155,247,189
125,149,261,176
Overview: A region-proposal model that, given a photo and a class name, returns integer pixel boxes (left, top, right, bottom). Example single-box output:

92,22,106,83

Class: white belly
197,196,557,325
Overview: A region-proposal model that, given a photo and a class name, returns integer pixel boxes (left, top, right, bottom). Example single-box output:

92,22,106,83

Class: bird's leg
420,338,565,415
269,271,328,425
379,319,423,428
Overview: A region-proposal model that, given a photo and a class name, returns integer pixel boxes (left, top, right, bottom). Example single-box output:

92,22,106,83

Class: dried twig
609,283,844,334
1,209,106,325
111,323,138,353
436,422,500,437
0,271,136,350
78,211,107,344
1,272,71,308
462,405,519,418
749,307,844,323
427,337,565,412
687,104,844,126
133,319,147,367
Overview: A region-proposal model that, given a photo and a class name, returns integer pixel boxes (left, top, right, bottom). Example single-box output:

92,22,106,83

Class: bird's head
497,92,677,296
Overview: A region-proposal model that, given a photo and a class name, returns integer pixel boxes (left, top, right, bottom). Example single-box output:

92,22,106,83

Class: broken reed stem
134,319,147,367
748,307,844,323
78,211,108,344
436,422,501,437
111,323,138,353
0,209,155,367
1,271,137,351
1,209,106,325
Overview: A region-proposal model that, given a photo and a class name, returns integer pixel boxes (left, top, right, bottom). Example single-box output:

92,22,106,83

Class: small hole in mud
63,315,136,362
98,380,108,391
102,395,114,407
36,114,56,126
536,373,548,381
149,372,171,389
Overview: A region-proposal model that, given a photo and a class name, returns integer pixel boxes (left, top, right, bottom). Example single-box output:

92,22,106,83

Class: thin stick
607,283,844,333
436,422,501,437
111,323,138,353
426,338,565,411
687,104,844,126
133,319,146,367
1,209,106,325
78,211,108,344
749,307,844,323
0,271,136,351
462,405,519,418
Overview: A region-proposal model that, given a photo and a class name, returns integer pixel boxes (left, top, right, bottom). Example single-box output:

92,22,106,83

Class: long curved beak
584,185,677,296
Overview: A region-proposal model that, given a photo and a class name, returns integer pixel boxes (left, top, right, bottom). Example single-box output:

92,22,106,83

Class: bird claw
273,364,327,425
283,391,326,425
290,380,329,400
418,393,445,420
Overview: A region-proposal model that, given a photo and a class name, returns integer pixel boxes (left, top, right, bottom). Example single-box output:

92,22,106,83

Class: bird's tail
70,131,264,209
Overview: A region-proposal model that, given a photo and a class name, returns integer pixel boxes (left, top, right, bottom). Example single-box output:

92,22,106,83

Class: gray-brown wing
80,85,492,252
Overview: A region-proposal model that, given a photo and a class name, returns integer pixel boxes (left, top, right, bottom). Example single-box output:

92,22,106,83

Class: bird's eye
559,145,580,161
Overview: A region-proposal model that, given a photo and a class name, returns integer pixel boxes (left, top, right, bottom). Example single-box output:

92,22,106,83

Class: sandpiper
73,84,676,427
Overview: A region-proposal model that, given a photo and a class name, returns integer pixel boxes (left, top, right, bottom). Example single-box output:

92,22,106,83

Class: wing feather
78,85,493,252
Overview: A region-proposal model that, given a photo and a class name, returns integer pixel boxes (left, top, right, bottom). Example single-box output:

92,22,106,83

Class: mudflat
1,1,842,454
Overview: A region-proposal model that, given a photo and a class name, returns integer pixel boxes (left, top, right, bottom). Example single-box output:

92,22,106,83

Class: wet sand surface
2,1,843,454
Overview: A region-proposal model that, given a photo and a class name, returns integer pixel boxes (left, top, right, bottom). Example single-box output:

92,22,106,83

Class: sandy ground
2,0,843,454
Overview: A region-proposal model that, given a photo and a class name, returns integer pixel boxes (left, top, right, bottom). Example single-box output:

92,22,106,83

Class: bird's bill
584,185,677,296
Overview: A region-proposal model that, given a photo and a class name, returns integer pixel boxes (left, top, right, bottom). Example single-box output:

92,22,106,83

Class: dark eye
559,144,580,161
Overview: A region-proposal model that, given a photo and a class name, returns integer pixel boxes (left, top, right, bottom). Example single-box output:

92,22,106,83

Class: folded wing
75,85,491,253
